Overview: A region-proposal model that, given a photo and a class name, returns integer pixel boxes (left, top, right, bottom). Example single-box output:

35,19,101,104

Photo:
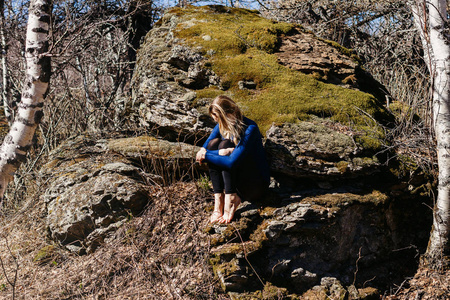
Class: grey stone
40,135,199,254
291,268,319,286
263,220,287,239
265,122,381,181
45,172,149,253
101,162,139,174
129,12,222,142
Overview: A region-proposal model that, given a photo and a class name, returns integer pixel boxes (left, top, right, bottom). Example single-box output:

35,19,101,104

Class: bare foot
210,193,224,223
210,210,222,223
219,193,241,224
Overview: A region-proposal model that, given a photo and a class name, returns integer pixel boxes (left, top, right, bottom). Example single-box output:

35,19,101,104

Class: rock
347,285,360,299
106,135,205,180
291,268,319,286
101,162,140,174
276,27,387,100
301,278,347,300
357,287,380,300
208,189,429,296
42,134,202,254
265,122,381,183
130,5,392,150
277,29,358,84
130,13,219,142
215,258,248,292
44,167,149,254
117,5,429,299
238,80,257,90
271,259,291,276
264,220,287,239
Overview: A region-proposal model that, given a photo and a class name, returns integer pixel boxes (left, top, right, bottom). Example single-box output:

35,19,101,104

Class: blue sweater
202,117,270,183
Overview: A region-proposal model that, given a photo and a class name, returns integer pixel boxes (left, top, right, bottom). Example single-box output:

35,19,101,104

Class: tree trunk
0,0,11,124
0,0,51,203
412,0,450,268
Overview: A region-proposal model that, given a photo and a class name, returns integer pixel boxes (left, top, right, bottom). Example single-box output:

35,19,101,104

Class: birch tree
410,0,450,268
0,0,11,124
0,0,51,203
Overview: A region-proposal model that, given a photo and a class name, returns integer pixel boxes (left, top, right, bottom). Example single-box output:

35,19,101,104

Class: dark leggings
206,138,267,202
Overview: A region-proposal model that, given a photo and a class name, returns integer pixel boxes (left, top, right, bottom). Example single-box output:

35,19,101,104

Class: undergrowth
0,178,224,299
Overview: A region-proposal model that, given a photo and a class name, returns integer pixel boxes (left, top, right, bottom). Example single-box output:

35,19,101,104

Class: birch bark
0,0,51,202
0,0,11,124
411,0,450,267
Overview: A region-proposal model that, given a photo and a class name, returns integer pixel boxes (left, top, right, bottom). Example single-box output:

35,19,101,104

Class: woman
196,95,270,224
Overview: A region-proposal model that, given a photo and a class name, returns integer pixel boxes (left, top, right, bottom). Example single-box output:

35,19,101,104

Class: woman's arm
205,124,259,169
202,125,221,149
196,147,206,163
219,147,234,156
197,125,222,162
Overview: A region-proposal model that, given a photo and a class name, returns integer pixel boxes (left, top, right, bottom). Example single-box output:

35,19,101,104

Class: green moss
389,154,419,178
34,245,56,264
249,220,269,248
388,100,419,121
108,136,158,153
211,241,261,263
173,6,294,56
303,190,389,207
212,258,239,279
336,161,349,173
262,282,289,299
352,156,379,168
194,87,223,103
171,5,392,151
235,283,297,299
301,286,328,300
259,206,277,217
209,217,253,247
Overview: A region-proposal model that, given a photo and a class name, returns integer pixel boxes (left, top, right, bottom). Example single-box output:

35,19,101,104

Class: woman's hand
219,147,235,156
196,147,206,163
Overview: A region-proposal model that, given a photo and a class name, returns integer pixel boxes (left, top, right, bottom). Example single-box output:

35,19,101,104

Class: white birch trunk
0,0,51,202
0,0,11,124
411,1,432,70
412,0,450,266
427,0,450,265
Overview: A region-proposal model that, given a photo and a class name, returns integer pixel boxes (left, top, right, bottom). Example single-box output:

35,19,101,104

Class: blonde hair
209,95,245,145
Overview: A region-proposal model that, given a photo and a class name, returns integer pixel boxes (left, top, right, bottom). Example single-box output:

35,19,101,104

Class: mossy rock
164,5,393,150
301,190,389,207
232,283,293,299
107,136,200,160
357,287,380,300
208,216,255,247
33,245,58,265
210,241,260,263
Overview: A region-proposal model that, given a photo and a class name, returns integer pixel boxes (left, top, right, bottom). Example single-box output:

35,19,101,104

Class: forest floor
0,181,228,299
0,180,449,299
386,267,450,300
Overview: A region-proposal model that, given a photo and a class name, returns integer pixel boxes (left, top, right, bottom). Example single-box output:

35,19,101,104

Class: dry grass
387,267,450,300
0,181,227,299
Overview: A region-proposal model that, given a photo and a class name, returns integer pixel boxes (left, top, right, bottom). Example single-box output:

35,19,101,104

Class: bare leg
219,193,241,224
210,193,224,223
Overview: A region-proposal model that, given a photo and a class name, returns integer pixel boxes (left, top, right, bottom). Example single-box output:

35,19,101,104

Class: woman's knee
218,139,235,149
207,138,222,150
